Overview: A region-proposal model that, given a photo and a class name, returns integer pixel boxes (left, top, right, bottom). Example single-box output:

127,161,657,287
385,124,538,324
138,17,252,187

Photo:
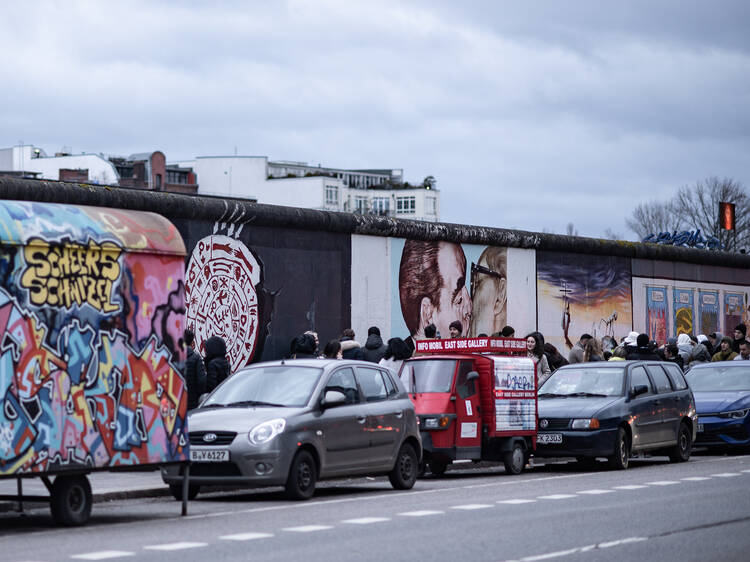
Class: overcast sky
3,1,749,239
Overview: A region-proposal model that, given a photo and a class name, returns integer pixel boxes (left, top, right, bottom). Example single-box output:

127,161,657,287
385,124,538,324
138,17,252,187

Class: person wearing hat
626,333,661,360
732,323,747,353
697,334,714,356
449,320,463,338
568,333,593,364
712,336,738,362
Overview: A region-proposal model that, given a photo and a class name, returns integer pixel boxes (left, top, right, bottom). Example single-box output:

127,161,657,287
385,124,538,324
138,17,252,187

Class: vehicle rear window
400,360,457,393
662,364,688,390
647,365,673,393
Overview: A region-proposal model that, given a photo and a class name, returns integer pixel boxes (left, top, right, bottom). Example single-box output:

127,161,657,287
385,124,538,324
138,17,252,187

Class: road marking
71,552,135,560
504,537,647,561
538,494,577,500
577,489,614,495
144,542,208,551
219,532,274,541
742,469,750,473
283,525,334,532
498,499,537,504
613,485,647,490
712,473,741,477
398,510,444,517
681,477,711,481
451,504,493,510
341,517,391,524
646,481,679,486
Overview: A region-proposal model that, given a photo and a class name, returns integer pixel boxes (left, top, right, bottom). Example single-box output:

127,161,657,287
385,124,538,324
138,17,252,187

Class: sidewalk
0,470,169,513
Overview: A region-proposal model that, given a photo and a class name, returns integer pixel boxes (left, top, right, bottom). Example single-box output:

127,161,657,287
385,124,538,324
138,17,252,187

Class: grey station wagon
162,359,421,500
534,361,697,469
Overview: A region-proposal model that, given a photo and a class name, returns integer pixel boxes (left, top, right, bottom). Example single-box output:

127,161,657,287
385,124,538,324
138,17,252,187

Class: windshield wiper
538,393,569,398
200,403,227,409
564,392,609,398
225,400,286,408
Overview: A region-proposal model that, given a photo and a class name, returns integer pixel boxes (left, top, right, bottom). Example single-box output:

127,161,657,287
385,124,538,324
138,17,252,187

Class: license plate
698,423,704,433
537,433,563,444
190,449,229,462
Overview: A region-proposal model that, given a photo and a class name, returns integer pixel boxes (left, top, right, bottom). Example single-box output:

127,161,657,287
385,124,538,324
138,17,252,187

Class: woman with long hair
323,339,342,359
526,332,552,386
583,337,604,362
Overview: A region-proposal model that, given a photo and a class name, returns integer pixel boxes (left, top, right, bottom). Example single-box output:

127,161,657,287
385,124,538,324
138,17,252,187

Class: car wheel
429,460,448,477
285,450,317,500
503,443,525,475
668,423,692,463
168,483,200,501
607,427,630,470
389,443,418,490
50,475,92,526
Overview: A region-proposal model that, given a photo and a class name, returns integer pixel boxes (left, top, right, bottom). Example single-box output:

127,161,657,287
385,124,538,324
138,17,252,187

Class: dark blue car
685,362,750,449
535,361,697,469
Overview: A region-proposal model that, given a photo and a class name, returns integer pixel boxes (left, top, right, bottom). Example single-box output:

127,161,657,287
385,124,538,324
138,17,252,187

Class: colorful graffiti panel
724,292,745,335
0,201,188,477
673,288,694,336
646,286,668,343
698,290,719,336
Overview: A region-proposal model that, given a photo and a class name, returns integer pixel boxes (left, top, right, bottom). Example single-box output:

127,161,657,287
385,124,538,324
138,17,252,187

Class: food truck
400,337,537,476
0,200,190,525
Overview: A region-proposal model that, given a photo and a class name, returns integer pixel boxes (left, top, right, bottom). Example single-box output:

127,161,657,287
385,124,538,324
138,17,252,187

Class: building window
326,185,339,207
372,197,390,215
396,196,416,214
425,196,437,215
355,196,368,213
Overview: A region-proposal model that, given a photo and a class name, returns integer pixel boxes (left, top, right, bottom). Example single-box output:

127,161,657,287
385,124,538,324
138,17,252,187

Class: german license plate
190,448,229,462
698,423,704,433
537,433,563,444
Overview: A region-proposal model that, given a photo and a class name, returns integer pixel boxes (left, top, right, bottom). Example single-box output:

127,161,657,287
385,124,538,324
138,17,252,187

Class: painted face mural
185,235,262,372
0,201,188,476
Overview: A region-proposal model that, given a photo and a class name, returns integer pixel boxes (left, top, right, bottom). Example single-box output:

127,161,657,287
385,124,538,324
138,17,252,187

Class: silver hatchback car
162,359,421,500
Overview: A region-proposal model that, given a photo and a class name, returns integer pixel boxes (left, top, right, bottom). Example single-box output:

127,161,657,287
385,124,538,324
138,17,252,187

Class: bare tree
672,177,750,251
625,200,680,240
566,222,578,236
602,227,623,240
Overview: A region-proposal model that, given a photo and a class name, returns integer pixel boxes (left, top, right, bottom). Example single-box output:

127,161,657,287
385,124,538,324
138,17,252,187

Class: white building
173,155,440,222
0,144,119,185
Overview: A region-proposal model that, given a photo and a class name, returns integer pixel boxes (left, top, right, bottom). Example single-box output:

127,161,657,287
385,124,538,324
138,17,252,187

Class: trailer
0,200,191,525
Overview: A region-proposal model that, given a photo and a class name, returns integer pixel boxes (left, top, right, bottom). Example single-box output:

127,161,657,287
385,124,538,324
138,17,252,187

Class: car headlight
422,416,452,429
248,418,286,445
571,418,600,430
719,409,750,419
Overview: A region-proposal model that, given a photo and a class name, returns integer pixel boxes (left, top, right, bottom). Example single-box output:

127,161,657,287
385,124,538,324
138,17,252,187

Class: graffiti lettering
20,238,122,312
642,229,723,250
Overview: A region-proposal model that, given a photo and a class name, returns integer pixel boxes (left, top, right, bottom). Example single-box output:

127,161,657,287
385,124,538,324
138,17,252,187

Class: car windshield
204,365,322,407
400,360,456,393
539,367,625,397
686,366,750,392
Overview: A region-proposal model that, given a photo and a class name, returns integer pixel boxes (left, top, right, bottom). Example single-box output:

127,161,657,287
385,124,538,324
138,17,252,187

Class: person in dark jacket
204,336,231,392
362,326,387,363
626,333,661,360
291,333,318,359
544,342,569,372
181,329,206,410
340,328,364,360
664,343,684,371
732,323,747,353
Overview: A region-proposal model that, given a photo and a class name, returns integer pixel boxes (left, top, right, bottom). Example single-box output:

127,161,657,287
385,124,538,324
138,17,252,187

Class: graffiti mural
537,252,632,354
185,235,262,373
0,201,188,477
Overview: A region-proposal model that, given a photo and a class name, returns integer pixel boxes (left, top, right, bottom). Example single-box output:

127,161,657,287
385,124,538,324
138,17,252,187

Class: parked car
685,362,750,449
162,359,421,500
535,361,697,469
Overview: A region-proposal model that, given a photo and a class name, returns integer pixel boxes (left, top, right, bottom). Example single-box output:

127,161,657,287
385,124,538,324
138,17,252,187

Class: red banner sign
415,337,527,355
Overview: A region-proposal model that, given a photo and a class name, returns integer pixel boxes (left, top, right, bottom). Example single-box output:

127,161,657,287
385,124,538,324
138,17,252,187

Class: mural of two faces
0,201,188,476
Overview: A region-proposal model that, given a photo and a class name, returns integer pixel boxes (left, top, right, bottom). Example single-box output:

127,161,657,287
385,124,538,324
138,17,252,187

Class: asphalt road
2,452,750,562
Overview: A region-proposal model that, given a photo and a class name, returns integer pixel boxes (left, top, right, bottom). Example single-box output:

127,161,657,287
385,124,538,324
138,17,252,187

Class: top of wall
1,177,748,268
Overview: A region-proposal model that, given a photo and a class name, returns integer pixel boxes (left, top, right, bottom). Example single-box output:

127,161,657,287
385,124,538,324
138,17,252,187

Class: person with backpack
204,335,231,392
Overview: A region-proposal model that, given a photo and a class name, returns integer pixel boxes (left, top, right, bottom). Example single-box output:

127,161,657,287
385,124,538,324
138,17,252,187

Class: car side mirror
320,390,347,409
630,384,648,398
198,393,209,407
467,371,479,382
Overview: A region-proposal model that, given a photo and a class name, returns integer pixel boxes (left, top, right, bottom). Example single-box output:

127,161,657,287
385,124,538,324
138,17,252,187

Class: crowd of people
182,319,750,410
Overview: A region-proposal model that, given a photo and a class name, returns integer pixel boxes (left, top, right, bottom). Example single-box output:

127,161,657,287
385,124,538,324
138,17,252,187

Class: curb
0,486,170,514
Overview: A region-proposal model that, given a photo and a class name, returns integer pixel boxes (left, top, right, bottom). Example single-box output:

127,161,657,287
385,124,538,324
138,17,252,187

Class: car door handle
653,400,662,405
392,411,403,418
357,416,367,424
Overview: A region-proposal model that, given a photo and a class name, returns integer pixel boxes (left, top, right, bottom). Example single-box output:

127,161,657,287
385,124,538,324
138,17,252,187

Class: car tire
389,443,418,490
429,460,448,477
50,475,92,526
285,450,317,500
503,443,525,475
607,427,630,470
168,483,200,501
668,422,692,463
